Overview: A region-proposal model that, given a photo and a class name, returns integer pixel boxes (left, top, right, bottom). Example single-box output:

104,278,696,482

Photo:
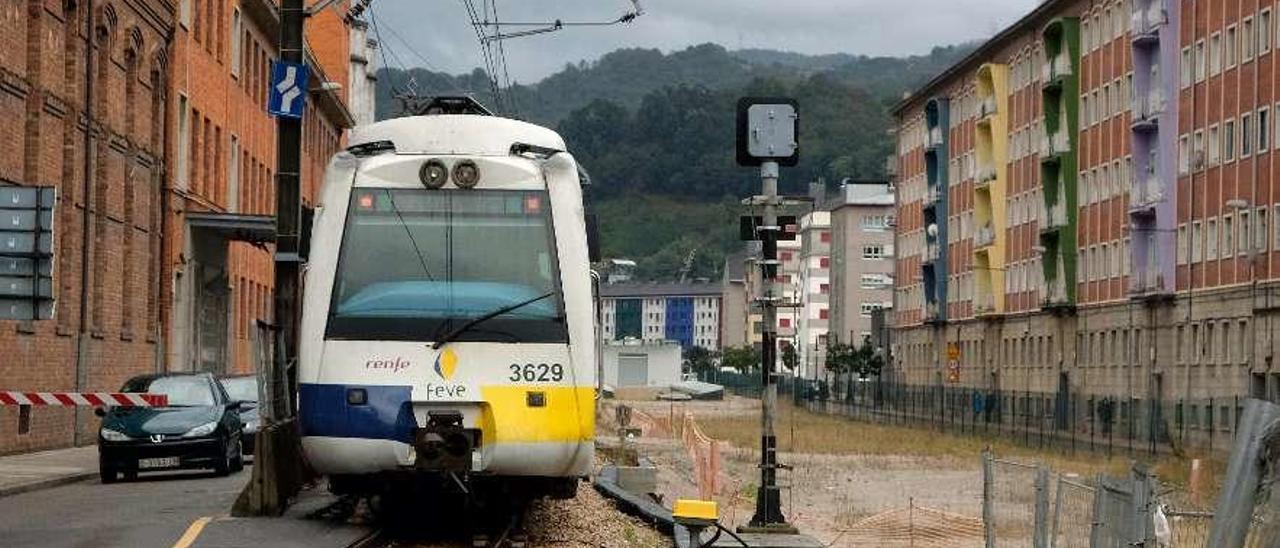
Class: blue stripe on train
298,383,417,443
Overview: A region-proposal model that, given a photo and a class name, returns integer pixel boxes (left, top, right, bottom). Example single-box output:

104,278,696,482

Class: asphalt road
0,467,249,548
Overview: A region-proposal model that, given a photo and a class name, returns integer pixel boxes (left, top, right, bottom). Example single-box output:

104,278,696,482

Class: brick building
0,0,356,455
892,0,1280,443
163,0,352,376
0,0,176,451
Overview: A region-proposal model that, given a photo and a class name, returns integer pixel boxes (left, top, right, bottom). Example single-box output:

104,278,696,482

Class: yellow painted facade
974,63,1009,314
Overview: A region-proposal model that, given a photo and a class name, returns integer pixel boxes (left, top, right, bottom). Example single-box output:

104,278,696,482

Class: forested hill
374,42,975,280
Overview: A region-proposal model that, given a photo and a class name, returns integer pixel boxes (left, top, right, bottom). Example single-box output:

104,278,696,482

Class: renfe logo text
365,357,411,372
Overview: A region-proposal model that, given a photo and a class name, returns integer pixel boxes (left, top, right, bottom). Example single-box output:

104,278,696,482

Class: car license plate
138,457,179,469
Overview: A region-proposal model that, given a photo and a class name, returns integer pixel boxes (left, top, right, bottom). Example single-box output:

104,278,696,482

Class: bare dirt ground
615,397,988,547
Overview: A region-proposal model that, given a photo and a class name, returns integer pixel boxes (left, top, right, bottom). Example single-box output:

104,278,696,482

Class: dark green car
96,373,245,483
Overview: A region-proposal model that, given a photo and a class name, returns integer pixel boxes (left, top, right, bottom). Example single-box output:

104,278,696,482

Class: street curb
0,471,98,498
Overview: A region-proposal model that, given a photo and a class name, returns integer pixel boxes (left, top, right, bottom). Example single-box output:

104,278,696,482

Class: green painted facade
1039,17,1080,308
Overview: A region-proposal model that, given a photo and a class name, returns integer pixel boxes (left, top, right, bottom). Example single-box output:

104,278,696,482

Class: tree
824,337,884,379
683,346,719,377
781,342,799,371
720,345,760,374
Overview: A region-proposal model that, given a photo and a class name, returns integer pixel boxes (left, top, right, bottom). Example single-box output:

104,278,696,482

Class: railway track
339,494,535,548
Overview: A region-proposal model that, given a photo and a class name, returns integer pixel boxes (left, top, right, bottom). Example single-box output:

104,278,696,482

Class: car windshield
121,376,215,407
326,188,567,343
220,377,258,403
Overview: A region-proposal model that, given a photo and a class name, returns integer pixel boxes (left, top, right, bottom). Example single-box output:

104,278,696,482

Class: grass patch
695,400,1225,493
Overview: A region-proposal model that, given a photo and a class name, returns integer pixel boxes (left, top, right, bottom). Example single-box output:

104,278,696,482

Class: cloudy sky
369,0,1040,83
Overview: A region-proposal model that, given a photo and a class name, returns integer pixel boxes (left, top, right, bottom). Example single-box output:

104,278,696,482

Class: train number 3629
509,363,564,382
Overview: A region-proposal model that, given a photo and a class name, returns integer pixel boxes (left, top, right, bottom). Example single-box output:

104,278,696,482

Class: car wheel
213,435,232,477
230,435,245,473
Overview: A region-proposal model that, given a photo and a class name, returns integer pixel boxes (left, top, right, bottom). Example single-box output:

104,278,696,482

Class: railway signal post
736,97,800,534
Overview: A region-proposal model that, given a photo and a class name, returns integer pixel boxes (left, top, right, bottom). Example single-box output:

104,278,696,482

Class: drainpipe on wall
155,29,175,374
73,0,96,446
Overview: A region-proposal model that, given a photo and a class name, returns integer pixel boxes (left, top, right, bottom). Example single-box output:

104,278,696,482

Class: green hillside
375,43,974,281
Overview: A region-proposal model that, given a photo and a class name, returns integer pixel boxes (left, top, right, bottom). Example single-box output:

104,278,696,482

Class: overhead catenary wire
460,0,505,113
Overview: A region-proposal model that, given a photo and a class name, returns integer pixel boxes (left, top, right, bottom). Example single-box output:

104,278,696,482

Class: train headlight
420,159,449,189
452,160,480,188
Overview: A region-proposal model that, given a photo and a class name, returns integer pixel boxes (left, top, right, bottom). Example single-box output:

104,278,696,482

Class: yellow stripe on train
478,386,596,443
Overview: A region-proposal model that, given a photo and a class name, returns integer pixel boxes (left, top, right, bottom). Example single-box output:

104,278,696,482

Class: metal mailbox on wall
0,187,55,320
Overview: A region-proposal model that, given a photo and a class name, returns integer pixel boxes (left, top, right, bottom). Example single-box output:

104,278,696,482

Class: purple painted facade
1128,0,1179,296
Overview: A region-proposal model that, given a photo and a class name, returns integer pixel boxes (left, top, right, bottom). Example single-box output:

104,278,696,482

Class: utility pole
736,98,799,534
274,0,304,401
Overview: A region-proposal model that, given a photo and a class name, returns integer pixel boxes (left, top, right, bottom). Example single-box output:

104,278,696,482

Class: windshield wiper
431,292,555,350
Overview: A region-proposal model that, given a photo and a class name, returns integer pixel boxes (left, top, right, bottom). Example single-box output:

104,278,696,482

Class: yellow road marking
172,516,214,548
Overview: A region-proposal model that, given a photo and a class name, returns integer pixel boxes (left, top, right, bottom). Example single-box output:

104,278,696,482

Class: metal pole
274,0,305,416
1033,464,1050,548
746,160,793,532
982,450,995,548
1207,398,1280,548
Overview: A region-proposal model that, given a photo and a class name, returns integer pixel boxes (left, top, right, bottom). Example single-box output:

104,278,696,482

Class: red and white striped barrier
0,391,168,407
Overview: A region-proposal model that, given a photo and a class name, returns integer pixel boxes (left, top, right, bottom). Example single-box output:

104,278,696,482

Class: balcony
924,301,942,323
1130,1,1166,45
975,224,996,249
1128,172,1163,214
1041,54,1073,85
1039,131,1071,159
925,242,941,262
1131,89,1165,131
926,127,944,150
1044,202,1068,230
979,97,998,119
976,165,997,185
924,185,942,206
974,293,997,316
1128,268,1170,299
1042,278,1071,309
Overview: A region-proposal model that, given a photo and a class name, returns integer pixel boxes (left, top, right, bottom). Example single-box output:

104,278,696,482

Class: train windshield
326,188,568,343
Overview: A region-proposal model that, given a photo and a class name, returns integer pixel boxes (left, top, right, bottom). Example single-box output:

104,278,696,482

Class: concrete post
1207,398,1280,548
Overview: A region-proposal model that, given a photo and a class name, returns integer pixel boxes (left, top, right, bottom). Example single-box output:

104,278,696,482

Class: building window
780,251,793,262
1243,114,1253,158
1211,32,1223,75
820,231,831,243
1179,134,1190,174
779,318,791,328
1181,46,1192,87
819,308,829,320
820,283,830,294
1244,17,1256,61
1225,119,1237,161
1224,215,1235,257
1178,224,1188,264
819,257,830,268
1226,25,1239,67
228,135,240,213
177,95,191,188
1258,207,1269,251
1241,210,1252,255
1192,221,1203,261
1207,217,1219,259
1195,39,1207,82
1260,107,1271,151
1209,125,1221,165
1263,9,1273,54
231,9,243,77
862,245,885,260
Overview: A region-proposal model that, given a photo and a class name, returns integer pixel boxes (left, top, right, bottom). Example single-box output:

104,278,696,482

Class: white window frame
177,94,191,189
1211,31,1223,75
230,8,243,78
1227,24,1239,68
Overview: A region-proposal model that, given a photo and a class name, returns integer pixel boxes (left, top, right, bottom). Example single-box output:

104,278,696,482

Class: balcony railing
977,165,997,183
1039,131,1071,157
927,127,944,148
1042,54,1073,82
924,185,942,205
1129,172,1164,209
1132,89,1165,124
1129,267,1164,294
975,225,996,248
975,293,996,314
925,242,941,262
924,301,941,321
1044,278,1068,306
1131,1,1167,38
1046,202,1068,229
979,97,998,118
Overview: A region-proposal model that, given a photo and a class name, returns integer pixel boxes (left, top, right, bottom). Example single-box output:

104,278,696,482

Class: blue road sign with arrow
268,60,310,119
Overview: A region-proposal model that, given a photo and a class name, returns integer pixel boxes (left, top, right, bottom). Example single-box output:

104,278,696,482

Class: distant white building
348,20,380,126
603,340,682,389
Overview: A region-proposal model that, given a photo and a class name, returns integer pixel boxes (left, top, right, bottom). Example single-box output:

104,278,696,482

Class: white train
298,100,598,500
